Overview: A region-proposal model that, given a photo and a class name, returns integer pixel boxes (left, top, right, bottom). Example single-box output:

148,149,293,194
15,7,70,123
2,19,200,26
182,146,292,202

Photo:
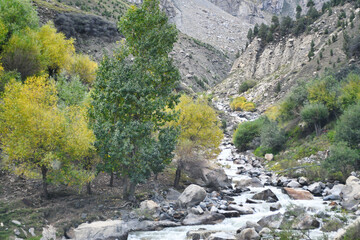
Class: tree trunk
41,166,49,199
127,181,137,202
122,177,129,197
174,164,181,189
87,182,92,195
315,123,320,136
109,171,114,187
154,173,158,181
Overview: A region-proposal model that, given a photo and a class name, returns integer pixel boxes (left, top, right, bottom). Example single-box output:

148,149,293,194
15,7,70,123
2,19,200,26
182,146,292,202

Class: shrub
260,119,286,152
323,142,359,179
335,102,360,147
56,74,87,107
233,118,264,152
0,19,8,46
239,80,256,93
0,70,20,93
230,97,256,112
66,54,98,84
340,73,360,109
301,103,329,135
0,0,39,35
1,29,45,79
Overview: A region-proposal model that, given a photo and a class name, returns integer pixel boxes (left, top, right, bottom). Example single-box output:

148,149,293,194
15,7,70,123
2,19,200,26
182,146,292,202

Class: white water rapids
128,136,342,240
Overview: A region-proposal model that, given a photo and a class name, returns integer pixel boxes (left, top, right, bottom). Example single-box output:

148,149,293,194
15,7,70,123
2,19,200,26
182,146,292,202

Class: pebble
12,220,21,226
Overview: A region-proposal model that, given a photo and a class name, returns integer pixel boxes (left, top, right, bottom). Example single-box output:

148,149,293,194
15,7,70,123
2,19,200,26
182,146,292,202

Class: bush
66,54,98,84
323,142,359,180
0,19,8,46
0,0,39,35
56,74,87,107
301,103,329,135
1,29,45,79
230,97,256,112
260,119,286,151
239,80,256,93
0,70,20,93
335,102,360,147
279,81,308,121
340,73,360,110
233,118,264,152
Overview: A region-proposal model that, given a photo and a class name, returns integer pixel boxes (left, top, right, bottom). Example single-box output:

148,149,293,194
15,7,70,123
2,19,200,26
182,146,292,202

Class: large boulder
286,180,301,188
205,168,232,190
236,228,260,240
207,232,237,240
182,212,225,225
291,214,320,230
307,182,324,196
139,200,160,216
257,213,283,229
235,178,263,188
252,189,278,202
283,187,314,200
70,220,180,240
178,184,207,208
341,176,360,211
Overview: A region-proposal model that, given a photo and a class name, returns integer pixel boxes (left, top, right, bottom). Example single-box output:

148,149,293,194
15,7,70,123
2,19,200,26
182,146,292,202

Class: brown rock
283,187,314,200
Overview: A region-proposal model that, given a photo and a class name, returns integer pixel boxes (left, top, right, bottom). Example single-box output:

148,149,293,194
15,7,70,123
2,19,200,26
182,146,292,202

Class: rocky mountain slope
214,3,360,112
34,0,232,92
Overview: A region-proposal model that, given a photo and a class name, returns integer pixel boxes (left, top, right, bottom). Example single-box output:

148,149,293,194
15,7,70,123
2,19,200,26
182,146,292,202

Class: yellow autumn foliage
0,75,95,187
0,19,8,45
66,54,98,84
230,96,256,112
170,95,223,153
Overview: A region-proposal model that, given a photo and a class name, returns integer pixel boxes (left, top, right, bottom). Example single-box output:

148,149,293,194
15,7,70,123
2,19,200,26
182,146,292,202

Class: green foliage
0,70,20,93
342,222,360,240
233,118,264,152
323,141,359,179
91,0,180,198
65,54,98,84
0,0,39,36
239,80,256,93
260,118,286,152
301,103,329,135
56,73,87,107
335,101,360,148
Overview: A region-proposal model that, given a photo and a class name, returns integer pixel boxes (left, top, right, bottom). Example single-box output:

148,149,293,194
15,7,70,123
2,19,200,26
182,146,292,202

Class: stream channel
128,101,348,240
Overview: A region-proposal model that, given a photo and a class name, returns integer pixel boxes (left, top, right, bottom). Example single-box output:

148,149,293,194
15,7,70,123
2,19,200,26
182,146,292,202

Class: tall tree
90,0,180,200
170,95,223,188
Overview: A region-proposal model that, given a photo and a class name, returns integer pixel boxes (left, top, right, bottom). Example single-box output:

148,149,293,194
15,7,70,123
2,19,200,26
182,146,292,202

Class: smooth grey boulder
236,228,260,240
178,184,207,208
252,189,279,202
287,180,301,188
182,212,225,225
341,176,360,211
205,168,232,190
207,231,237,240
257,213,283,229
186,229,217,240
270,202,282,211
228,205,254,214
70,220,180,240
235,178,263,188
298,177,308,186
245,221,262,233
308,182,323,196
291,214,320,230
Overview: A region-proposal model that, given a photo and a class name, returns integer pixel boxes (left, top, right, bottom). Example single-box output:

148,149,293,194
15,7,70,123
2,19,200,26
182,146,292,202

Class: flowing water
128,104,347,240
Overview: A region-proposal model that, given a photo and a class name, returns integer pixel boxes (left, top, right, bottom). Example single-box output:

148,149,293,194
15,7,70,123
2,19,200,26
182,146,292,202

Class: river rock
252,189,278,202
334,216,360,240
70,220,180,240
283,187,314,200
257,213,284,229
308,182,324,196
166,188,181,201
190,206,204,215
178,184,207,208
186,229,218,240
217,210,241,218
245,221,262,232
264,154,273,161
139,200,160,216
235,177,263,188
287,180,301,188
341,176,360,211
298,177,308,186
236,228,260,240
259,227,271,236
40,225,56,240
205,169,232,190
207,232,237,240
228,205,254,214
291,214,320,230
270,202,282,211
182,212,225,225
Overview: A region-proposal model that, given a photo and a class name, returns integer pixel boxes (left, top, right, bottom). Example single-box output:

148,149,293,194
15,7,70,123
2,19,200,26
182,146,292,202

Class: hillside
214,3,360,112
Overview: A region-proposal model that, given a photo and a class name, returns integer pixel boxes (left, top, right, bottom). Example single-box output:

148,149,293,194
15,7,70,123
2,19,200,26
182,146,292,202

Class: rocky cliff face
213,4,360,112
